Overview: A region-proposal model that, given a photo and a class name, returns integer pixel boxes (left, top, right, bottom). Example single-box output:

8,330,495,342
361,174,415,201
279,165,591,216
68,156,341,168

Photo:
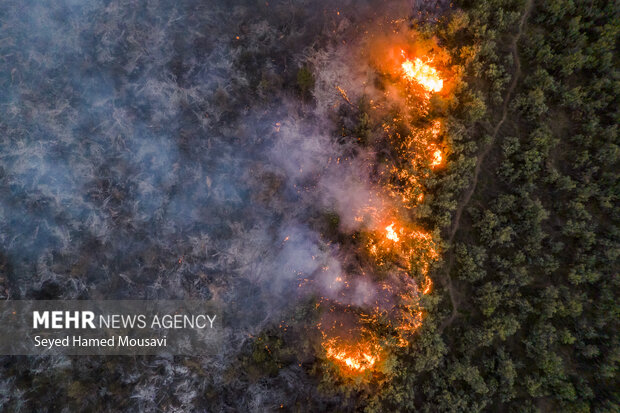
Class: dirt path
439,0,533,332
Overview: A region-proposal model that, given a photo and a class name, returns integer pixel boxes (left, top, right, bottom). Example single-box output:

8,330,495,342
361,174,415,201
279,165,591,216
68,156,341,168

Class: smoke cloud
0,0,448,409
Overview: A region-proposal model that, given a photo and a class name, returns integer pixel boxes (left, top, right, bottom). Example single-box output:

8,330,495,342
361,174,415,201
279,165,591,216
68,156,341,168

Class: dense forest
375,0,619,411
0,0,617,411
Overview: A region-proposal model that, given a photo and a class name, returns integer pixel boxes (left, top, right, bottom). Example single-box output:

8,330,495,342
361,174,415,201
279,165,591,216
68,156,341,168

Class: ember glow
400,51,443,93
385,120,445,207
320,42,448,377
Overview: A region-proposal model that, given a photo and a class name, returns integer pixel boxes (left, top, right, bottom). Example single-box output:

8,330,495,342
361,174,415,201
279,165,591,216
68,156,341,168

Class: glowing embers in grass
397,120,443,171
428,121,444,169
400,50,443,93
317,219,439,376
318,266,436,374
382,120,445,208
318,305,383,374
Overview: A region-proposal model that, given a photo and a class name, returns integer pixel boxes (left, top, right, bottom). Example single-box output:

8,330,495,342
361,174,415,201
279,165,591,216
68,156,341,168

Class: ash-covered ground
0,0,434,410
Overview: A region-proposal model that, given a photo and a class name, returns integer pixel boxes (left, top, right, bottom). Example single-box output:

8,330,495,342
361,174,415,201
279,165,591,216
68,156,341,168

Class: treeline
367,0,619,411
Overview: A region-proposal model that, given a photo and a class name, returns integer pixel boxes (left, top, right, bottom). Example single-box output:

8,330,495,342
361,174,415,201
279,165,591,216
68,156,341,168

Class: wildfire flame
400,51,443,93
385,223,400,242
431,148,443,168
422,275,433,295
324,338,379,372
318,43,449,378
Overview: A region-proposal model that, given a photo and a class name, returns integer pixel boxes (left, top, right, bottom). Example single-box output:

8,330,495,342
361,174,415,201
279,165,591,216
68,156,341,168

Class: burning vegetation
400,51,444,93
316,42,448,376
323,336,381,372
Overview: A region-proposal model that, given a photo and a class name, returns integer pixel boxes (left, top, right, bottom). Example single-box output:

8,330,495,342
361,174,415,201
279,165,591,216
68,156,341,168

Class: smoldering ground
0,0,444,410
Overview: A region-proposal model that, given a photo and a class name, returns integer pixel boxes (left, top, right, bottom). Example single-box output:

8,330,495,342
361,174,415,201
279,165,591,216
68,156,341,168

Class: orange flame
400,52,443,93
385,223,400,242
431,148,443,168
323,338,380,372
422,275,433,295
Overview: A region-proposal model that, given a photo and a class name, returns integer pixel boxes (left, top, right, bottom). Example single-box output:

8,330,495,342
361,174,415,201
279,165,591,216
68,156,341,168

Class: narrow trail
439,0,533,332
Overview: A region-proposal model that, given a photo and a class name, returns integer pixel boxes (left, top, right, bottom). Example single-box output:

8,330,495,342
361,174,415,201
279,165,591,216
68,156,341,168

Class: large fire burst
319,46,446,375
400,50,444,93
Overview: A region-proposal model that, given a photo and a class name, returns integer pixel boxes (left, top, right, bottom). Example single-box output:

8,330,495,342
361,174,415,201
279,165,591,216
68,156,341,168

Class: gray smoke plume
0,0,446,410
